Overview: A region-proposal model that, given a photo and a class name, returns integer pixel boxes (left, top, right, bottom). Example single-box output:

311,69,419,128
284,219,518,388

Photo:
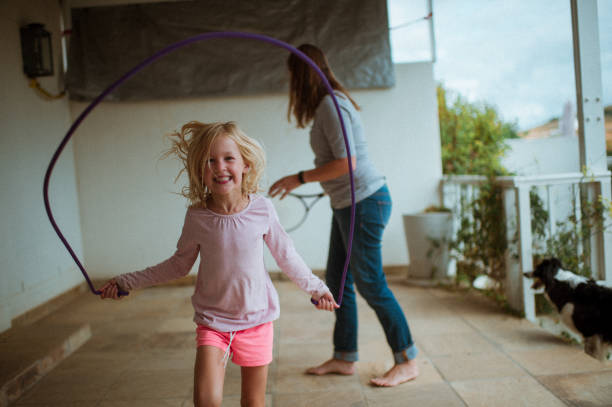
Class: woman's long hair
287,44,360,128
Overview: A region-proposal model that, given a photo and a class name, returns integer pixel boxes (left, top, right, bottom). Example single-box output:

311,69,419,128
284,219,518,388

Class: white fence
442,171,612,321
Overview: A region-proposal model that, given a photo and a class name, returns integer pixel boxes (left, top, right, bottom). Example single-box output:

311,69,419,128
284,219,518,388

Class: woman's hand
314,291,339,312
269,174,301,200
99,278,126,300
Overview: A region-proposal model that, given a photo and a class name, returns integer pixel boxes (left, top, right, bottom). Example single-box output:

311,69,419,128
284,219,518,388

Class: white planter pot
402,212,453,279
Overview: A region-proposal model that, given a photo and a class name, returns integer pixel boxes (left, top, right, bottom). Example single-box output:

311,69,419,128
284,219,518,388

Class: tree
437,84,518,293
437,84,518,176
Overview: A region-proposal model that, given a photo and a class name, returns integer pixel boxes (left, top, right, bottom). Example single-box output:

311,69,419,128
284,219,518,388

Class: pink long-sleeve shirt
116,194,329,332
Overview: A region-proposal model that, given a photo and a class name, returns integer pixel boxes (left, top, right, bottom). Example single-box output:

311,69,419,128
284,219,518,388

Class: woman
269,44,419,387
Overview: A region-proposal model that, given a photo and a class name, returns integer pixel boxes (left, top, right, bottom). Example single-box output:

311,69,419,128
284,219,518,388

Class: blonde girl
100,121,338,407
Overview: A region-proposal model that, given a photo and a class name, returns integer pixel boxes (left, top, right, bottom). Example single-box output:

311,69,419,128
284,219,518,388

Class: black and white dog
524,258,612,360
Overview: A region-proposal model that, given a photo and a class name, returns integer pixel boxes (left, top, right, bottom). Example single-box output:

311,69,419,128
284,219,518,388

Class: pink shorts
196,322,273,367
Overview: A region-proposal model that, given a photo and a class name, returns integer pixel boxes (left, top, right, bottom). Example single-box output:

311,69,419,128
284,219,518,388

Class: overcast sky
388,0,612,131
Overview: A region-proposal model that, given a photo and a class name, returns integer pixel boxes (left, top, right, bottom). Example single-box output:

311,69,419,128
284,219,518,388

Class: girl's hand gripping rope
311,291,339,311
98,278,129,299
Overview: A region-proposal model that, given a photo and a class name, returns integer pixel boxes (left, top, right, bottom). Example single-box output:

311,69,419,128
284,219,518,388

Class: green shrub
437,84,517,176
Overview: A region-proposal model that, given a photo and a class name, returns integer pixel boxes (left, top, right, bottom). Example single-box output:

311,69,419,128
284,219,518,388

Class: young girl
99,121,338,407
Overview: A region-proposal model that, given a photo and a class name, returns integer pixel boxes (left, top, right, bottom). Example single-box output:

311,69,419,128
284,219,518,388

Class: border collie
524,258,612,360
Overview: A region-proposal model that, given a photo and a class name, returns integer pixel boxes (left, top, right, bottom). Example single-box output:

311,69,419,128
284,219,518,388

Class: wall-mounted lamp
20,23,54,78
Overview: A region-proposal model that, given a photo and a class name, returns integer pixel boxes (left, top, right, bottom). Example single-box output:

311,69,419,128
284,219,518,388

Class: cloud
389,0,611,131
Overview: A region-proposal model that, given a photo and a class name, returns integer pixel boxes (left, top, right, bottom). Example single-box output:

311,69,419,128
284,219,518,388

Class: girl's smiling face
203,135,249,200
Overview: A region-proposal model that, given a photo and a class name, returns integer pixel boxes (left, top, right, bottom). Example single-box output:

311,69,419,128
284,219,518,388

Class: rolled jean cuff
393,344,418,364
333,351,358,362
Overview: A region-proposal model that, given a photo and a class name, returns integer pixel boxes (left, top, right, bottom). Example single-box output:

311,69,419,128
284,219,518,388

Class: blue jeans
327,184,417,364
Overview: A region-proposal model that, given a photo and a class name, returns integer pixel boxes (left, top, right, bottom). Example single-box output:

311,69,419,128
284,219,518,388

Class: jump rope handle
95,290,130,297
94,289,130,297
94,283,130,298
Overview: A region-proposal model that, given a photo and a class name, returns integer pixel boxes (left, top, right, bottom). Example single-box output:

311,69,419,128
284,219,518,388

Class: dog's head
523,258,562,290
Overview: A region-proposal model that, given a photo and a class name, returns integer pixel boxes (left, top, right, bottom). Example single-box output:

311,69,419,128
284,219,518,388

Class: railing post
599,179,612,285
503,186,522,312
516,185,536,321
570,0,607,173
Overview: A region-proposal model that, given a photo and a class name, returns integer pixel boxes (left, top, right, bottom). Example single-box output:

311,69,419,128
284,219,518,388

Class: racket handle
310,297,319,306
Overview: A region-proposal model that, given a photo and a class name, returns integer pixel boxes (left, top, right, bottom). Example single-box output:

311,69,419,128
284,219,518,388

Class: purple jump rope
43,31,355,305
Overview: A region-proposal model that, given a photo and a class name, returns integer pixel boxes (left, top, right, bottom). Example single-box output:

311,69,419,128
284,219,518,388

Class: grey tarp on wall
67,0,393,101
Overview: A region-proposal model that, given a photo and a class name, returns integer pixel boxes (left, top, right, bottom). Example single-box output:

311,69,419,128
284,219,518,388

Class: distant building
519,104,612,154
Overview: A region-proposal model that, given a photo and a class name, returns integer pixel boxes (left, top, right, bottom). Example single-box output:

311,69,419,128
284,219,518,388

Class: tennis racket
271,192,326,232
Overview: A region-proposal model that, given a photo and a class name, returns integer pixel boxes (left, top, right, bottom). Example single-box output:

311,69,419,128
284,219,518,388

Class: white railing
442,171,612,321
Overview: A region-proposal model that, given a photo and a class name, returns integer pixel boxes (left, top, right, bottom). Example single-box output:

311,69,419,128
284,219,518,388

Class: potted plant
402,205,454,280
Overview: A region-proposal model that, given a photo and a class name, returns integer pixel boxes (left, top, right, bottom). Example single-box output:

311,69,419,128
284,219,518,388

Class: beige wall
0,1,84,332
0,0,442,333
71,62,442,278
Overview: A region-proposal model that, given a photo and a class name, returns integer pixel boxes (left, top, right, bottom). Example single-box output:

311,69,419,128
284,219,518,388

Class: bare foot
370,359,419,387
306,358,355,375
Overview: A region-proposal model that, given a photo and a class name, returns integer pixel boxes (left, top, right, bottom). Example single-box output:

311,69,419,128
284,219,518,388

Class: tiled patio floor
4,278,612,406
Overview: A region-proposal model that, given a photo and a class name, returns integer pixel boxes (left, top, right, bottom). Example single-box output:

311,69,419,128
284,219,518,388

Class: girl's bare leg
240,365,268,407
194,346,226,407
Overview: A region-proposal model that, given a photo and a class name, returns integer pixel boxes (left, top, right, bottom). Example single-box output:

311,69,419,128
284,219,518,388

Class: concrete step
0,322,91,406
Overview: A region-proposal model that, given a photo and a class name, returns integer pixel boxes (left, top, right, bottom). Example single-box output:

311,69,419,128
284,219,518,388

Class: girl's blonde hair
287,43,360,128
163,121,265,208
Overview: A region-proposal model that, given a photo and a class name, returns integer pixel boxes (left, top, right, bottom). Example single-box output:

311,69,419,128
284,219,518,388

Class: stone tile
14,367,118,404
277,311,336,345
141,331,195,350
179,393,274,406
0,323,78,345
399,300,457,320
0,355,38,386
431,351,526,382
15,403,91,406
462,311,531,330
359,355,444,390
538,370,612,406
416,331,498,357
436,294,506,319
46,295,138,324
274,389,366,407
105,368,193,401
507,344,612,376
394,291,439,308
366,382,466,407
397,292,454,307
478,326,569,351
220,394,273,407
130,349,196,371
426,287,465,299
155,317,197,333
10,281,612,407
53,350,139,372
98,399,186,406
274,362,362,394
409,316,477,336
78,330,148,353
451,376,567,407
92,316,171,335
176,301,196,317
276,341,333,371
358,339,398,364
461,310,541,336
